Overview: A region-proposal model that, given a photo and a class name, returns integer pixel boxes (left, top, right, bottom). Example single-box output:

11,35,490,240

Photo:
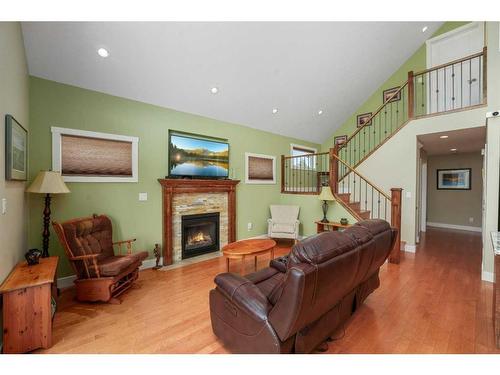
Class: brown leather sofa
209,219,397,353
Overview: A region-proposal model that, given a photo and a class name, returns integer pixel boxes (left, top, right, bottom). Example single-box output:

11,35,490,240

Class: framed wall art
5,115,28,181
383,86,401,103
51,127,139,182
245,152,276,184
437,168,471,190
334,135,348,146
356,112,372,128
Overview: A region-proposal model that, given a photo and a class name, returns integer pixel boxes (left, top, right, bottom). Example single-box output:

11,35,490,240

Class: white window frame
290,143,317,170
51,126,139,183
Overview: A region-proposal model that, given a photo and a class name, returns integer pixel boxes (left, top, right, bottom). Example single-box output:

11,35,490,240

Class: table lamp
26,171,70,258
318,186,335,223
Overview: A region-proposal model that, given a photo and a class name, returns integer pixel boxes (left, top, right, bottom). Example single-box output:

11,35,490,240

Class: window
290,144,317,170
51,127,139,182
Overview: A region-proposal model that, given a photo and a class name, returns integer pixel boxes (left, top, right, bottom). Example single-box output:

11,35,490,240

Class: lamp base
42,193,52,258
321,200,329,223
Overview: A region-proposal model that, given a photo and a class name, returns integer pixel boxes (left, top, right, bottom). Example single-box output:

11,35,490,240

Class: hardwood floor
37,229,500,354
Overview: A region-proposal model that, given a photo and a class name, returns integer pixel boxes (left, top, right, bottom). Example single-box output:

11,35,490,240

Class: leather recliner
209,219,397,353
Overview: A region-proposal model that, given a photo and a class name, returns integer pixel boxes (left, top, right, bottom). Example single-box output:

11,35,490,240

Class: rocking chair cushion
98,255,140,277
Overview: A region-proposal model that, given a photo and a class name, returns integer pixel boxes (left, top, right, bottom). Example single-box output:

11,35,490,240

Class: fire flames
188,231,212,245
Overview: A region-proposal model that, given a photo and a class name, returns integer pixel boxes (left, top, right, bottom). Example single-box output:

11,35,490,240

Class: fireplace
181,212,220,259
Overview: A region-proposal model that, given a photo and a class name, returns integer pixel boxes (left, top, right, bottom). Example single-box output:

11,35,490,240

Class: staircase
281,48,487,264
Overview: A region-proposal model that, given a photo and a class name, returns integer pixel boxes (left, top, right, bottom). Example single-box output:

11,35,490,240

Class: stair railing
337,47,487,176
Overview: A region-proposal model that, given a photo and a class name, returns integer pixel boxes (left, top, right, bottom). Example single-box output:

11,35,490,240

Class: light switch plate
1,198,6,214
138,192,148,201
247,222,253,231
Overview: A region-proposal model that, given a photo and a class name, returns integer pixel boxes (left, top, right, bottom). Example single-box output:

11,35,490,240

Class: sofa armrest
214,273,272,321
270,255,289,273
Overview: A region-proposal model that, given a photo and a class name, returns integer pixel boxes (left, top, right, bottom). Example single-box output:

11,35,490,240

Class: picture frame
5,115,28,181
437,168,471,190
51,127,139,183
245,152,276,184
334,135,348,146
356,112,372,128
383,86,401,103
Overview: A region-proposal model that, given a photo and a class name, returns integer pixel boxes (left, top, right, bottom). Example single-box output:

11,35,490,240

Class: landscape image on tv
169,133,229,177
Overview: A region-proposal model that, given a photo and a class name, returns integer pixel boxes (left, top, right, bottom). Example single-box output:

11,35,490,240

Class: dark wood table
222,239,276,275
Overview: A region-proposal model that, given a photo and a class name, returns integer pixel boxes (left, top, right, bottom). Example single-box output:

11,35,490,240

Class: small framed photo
245,152,276,184
334,135,348,146
5,115,28,181
437,168,471,190
356,112,372,128
383,86,401,103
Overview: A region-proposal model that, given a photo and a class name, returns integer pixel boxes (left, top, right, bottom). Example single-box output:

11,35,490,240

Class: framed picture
437,168,471,190
356,112,372,128
5,115,28,181
334,135,348,146
51,127,139,182
383,86,401,103
245,152,276,184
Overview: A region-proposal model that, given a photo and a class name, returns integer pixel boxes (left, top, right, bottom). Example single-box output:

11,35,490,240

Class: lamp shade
26,171,70,194
318,186,335,201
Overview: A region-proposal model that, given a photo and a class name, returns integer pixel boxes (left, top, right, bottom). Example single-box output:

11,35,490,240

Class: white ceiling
21,22,443,143
418,127,486,156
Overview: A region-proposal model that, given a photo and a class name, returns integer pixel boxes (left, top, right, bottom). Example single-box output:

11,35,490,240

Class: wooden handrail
339,81,409,150
413,49,485,76
283,151,328,160
331,151,391,201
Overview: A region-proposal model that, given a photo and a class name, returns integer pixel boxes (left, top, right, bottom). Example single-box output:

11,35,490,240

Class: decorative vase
25,248,42,265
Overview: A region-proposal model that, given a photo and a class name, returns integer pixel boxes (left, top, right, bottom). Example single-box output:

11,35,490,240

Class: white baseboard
57,274,77,289
482,271,494,283
404,243,417,253
427,222,482,233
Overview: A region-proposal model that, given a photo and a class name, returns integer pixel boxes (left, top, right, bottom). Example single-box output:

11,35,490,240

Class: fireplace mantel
158,178,240,265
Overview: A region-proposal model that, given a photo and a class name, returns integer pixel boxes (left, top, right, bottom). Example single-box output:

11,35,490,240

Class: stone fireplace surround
158,179,240,265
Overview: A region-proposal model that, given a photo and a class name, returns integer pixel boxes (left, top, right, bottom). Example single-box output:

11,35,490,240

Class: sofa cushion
289,230,360,266
97,255,138,277
246,267,285,305
62,215,114,257
271,222,296,234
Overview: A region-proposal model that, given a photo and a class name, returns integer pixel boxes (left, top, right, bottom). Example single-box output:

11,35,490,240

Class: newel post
281,155,285,193
389,188,403,264
329,147,338,195
407,71,414,119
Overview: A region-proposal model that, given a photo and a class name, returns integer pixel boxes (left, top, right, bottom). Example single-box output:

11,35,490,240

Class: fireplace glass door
181,212,220,259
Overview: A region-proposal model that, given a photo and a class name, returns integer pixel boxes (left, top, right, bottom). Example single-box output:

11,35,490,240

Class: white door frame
420,160,428,233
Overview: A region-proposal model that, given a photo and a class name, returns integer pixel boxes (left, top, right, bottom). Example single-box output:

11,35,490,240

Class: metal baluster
444,66,447,111
461,61,463,108
479,56,482,103
452,64,455,110
469,57,472,106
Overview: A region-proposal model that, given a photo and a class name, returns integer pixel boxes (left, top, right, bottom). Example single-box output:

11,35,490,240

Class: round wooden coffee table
222,238,276,275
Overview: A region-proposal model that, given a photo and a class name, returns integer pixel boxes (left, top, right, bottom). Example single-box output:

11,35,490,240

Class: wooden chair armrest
113,238,137,246
69,254,100,261
113,238,137,255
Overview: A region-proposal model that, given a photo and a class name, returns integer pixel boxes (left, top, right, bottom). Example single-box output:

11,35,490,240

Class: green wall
321,22,470,151
28,77,319,277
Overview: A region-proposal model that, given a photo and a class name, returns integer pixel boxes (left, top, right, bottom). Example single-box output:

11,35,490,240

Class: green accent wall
321,22,470,151
28,77,319,277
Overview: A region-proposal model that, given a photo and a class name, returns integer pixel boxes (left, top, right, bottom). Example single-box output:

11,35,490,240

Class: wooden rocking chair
52,214,148,303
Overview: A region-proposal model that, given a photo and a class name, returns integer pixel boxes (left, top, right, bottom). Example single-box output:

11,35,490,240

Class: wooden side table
0,256,59,353
222,239,276,275
315,221,352,233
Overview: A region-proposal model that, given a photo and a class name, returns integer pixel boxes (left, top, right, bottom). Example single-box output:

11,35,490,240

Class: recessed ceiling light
440,135,449,139
210,87,219,94
97,48,109,58
318,110,324,115
422,26,428,33
272,108,278,114
450,148,457,152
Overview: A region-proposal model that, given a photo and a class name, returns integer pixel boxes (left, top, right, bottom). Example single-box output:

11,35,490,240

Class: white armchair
267,205,300,241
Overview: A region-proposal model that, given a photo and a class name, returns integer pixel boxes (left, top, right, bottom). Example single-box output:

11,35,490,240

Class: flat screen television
168,132,229,179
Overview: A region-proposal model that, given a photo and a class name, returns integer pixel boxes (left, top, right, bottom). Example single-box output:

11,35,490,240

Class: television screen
169,133,229,178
